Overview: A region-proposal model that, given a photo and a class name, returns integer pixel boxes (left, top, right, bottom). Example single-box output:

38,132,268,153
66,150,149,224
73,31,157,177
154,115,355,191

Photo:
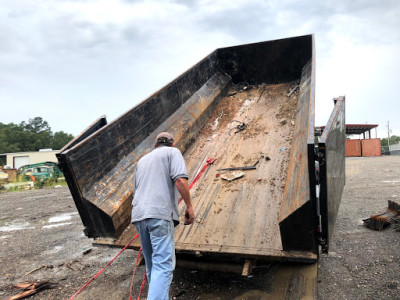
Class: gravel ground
0,156,399,299
317,156,400,300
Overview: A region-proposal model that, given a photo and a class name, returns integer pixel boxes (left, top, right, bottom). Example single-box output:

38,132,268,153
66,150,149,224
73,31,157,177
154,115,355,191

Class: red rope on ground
133,157,215,298
129,247,143,300
138,271,146,300
70,158,215,300
69,233,139,300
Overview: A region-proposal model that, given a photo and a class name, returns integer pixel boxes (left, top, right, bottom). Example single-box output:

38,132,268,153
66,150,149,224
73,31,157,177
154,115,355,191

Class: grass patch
0,177,67,192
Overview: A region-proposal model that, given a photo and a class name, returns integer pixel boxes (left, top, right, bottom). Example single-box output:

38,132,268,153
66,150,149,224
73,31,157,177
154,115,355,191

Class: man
131,132,195,300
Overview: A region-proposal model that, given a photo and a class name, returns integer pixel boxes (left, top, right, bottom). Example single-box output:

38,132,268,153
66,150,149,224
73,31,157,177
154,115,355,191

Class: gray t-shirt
131,146,188,225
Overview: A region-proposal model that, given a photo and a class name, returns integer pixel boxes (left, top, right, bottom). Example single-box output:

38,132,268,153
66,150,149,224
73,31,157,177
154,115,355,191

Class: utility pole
387,121,390,149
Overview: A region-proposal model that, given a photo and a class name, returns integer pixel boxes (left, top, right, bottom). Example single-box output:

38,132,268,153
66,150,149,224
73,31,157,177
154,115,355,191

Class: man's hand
184,205,195,225
175,177,195,225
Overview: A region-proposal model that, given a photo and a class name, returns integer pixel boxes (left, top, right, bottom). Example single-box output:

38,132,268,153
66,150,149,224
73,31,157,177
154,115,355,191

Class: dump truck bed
93,80,316,261
58,35,345,266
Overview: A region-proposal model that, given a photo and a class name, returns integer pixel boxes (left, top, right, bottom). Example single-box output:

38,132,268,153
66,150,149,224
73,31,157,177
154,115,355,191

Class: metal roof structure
315,124,379,137
344,124,379,135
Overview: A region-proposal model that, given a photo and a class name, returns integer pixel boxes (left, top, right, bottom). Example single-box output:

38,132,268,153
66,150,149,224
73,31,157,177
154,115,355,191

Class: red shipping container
362,139,381,157
346,139,361,157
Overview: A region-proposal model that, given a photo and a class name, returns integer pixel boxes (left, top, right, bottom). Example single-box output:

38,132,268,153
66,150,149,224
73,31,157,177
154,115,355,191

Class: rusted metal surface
59,35,344,262
176,259,244,274
361,138,381,157
57,56,227,238
58,116,107,153
345,139,362,157
217,35,312,85
279,56,318,252
94,79,318,263
171,82,309,260
318,96,346,253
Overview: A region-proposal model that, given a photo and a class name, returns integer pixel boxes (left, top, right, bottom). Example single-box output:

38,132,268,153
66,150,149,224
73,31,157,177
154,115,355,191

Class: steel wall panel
279,57,317,252
318,96,346,252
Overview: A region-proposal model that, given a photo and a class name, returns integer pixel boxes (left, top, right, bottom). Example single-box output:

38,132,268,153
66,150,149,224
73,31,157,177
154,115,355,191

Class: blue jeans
134,219,175,300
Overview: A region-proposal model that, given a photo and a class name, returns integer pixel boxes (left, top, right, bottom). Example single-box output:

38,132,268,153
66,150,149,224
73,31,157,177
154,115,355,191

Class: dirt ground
1,156,399,299
317,156,400,300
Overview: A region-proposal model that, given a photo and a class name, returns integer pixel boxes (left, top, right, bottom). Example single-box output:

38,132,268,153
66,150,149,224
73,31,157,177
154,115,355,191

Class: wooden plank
242,259,255,276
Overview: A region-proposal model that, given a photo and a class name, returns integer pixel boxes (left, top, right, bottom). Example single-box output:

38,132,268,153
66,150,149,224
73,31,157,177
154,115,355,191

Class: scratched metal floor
172,84,297,258
97,83,315,260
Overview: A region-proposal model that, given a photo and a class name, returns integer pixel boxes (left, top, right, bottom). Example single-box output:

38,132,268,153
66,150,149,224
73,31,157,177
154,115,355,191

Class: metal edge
318,96,346,252
57,151,95,237
307,34,319,256
64,50,220,156
59,115,107,154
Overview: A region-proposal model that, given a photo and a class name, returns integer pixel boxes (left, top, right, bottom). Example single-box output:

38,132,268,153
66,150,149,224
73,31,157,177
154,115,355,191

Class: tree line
0,117,74,154
381,135,400,147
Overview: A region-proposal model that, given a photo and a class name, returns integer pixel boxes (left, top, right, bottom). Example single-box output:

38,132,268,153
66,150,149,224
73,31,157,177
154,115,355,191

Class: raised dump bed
57,35,345,268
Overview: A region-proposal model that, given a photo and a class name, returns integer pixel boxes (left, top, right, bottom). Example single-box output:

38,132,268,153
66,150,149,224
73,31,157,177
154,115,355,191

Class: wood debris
363,200,400,231
220,171,245,182
6,281,58,300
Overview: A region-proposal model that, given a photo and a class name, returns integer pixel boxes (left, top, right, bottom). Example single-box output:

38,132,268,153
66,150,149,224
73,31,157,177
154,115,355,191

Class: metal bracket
319,238,328,253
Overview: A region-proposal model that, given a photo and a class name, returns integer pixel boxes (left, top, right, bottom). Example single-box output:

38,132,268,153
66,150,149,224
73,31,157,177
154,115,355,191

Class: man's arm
175,177,195,225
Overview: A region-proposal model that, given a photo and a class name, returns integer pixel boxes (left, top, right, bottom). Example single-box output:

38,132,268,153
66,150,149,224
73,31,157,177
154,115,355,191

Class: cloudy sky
1,0,399,139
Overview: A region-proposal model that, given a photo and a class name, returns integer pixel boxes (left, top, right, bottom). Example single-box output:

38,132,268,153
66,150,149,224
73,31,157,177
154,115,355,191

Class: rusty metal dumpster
57,34,345,269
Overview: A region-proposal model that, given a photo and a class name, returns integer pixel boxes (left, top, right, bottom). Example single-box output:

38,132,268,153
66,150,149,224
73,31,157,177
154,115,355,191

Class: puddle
0,222,35,232
49,212,78,223
43,245,66,255
43,222,72,229
31,194,54,199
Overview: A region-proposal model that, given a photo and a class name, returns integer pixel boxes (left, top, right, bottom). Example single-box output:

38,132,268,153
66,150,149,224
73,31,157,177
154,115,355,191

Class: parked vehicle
17,162,62,182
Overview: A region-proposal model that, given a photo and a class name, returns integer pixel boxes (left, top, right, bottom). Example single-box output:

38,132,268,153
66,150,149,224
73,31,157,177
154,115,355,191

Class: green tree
0,117,74,154
18,117,53,151
21,117,51,134
52,131,74,150
0,123,22,153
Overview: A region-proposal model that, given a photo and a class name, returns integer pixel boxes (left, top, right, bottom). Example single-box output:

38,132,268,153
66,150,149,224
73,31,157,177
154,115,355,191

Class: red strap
129,247,143,300
138,272,146,299
71,158,215,300
69,234,139,300
179,158,215,203
135,158,215,299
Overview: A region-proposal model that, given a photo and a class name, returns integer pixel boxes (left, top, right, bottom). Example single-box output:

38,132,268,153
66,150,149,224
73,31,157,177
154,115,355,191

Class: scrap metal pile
363,200,400,231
